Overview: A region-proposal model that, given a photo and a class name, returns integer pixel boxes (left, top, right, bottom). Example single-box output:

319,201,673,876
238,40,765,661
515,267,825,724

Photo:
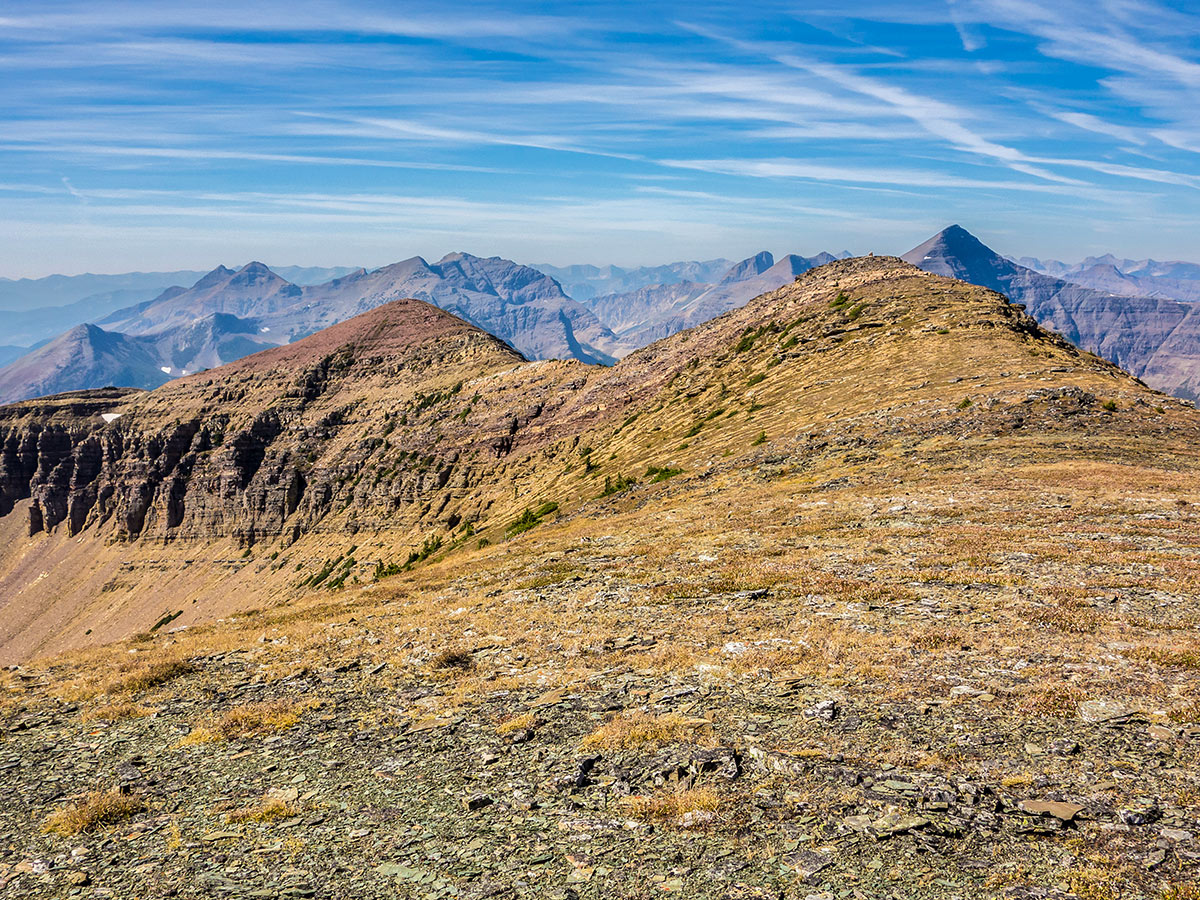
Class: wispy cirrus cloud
2,0,1199,274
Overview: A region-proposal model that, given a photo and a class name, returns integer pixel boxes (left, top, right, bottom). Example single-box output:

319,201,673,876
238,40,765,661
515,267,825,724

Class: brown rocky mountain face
904,225,1200,401
2,258,1199,900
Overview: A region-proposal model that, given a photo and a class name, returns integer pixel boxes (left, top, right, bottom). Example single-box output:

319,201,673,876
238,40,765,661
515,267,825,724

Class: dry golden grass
429,648,474,672
104,658,194,696
1026,596,1104,635
621,786,721,823
226,791,302,824
81,700,149,723
579,710,710,751
1068,865,1135,900
1169,703,1200,725
1127,646,1200,670
1021,683,1088,718
178,699,306,746
495,711,539,735
42,788,143,836
909,626,965,650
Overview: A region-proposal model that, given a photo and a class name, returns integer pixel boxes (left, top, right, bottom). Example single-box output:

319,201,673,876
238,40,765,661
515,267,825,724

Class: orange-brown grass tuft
909,626,965,650
1127,646,1200,670
42,788,143,836
429,649,474,672
105,658,194,695
226,791,302,824
579,710,709,750
1169,703,1200,725
1021,683,1087,718
178,699,305,746
495,711,540,735
81,700,149,723
622,787,721,824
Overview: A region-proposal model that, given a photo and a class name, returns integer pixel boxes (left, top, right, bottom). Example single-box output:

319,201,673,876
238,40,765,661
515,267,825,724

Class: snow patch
101,413,122,423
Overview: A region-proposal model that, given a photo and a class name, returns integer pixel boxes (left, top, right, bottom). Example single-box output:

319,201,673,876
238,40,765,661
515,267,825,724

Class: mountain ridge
904,225,1200,401
0,253,1186,662
0,254,627,404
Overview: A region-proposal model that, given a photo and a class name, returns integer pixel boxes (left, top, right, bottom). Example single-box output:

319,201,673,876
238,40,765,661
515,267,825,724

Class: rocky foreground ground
2,447,1199,900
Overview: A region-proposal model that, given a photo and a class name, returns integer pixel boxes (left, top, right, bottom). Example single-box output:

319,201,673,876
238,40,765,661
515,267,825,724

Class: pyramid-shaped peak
902,225,1001,270
770,254,817,279
901,225,1017,291
919,225,992,255
231,261,291,285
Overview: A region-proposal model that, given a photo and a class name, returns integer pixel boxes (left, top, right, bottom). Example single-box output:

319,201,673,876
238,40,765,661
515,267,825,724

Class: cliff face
1,300,582,547
0,390,139,522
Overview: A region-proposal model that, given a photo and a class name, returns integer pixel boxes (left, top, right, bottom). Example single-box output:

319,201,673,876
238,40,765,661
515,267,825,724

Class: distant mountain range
905,225,1200,401
582,250,848,346
0,254,625,403
533,259,737,301
0,266,358,348
1013,254,1200,302
1,231,1199,405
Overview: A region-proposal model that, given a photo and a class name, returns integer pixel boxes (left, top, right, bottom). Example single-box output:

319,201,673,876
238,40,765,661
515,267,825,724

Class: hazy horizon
4,1,1200,278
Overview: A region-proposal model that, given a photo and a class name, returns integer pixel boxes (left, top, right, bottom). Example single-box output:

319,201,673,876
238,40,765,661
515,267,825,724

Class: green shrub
404,535,443,569
374,560,403,580
599,474,636,497
645,466,683,483
506,502,559,538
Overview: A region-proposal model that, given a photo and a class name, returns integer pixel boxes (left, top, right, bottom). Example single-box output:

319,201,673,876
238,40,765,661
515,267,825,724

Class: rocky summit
1,257,1199,900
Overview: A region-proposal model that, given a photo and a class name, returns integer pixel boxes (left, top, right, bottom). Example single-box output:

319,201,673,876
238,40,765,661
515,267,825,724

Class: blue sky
3,0,1200,276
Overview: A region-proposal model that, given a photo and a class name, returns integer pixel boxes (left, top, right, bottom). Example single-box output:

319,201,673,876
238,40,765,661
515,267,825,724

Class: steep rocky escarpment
6,300,561,546
0,389,139,521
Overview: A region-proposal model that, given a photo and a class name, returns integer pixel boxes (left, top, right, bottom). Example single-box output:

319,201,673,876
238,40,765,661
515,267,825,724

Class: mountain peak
191,265,236,291
228,261,291,287
901,225,1005,284
719,251,775,284
207,297,521,379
